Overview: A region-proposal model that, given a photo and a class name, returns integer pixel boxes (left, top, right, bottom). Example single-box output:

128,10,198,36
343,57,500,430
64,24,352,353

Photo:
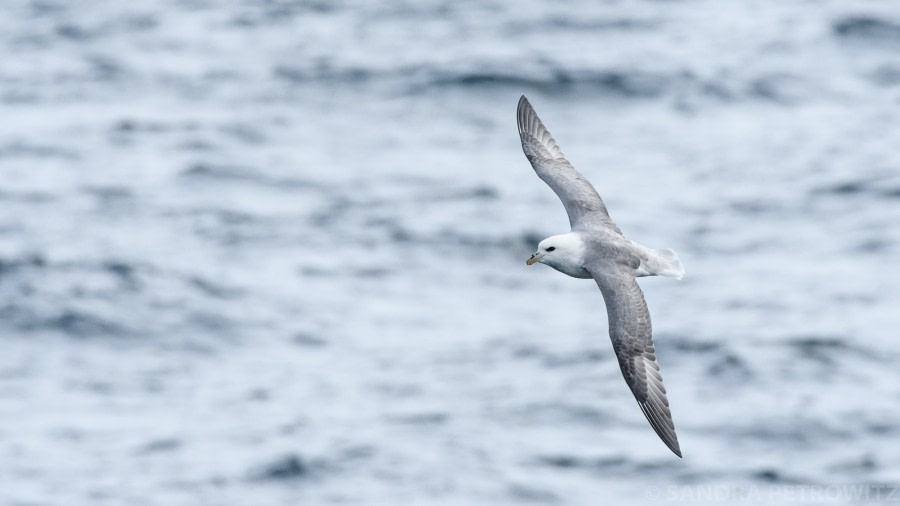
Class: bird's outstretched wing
587,261,682,457
517,96,619,233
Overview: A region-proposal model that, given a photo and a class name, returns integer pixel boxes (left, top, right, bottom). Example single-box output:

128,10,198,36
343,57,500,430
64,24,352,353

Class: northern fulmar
518,96,685,457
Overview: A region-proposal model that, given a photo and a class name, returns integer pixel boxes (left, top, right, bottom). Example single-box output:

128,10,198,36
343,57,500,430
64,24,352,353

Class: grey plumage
517,95,682,458
590,263,681,457
516,96,621,234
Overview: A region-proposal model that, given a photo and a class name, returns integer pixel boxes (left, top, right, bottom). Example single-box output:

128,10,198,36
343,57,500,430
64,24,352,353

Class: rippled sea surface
2,1,900,504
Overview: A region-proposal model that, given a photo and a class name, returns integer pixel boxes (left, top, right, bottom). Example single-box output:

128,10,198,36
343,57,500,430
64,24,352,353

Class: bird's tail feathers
651,248,684,280
635,246,685,279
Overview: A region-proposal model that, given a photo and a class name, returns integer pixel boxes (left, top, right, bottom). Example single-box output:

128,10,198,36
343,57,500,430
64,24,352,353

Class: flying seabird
517,95,685,457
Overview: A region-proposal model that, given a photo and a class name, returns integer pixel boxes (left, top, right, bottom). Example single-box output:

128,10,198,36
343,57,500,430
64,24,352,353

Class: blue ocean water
2,1,900,504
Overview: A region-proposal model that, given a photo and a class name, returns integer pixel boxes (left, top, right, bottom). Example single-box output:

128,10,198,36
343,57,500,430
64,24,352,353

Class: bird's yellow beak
526,253,542,266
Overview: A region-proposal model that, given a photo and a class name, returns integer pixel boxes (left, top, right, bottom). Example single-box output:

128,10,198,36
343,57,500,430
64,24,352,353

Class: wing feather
517,96,620,232
588,264,682,458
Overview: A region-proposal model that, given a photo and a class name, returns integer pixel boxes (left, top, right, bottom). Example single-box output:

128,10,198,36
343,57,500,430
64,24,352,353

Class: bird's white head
526,233,589,278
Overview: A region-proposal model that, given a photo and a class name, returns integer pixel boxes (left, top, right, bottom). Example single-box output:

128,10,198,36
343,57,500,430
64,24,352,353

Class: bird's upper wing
517,96,620,233
587,260,681,457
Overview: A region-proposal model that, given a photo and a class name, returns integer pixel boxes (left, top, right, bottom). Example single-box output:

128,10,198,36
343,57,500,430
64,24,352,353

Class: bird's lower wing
588,263,681,457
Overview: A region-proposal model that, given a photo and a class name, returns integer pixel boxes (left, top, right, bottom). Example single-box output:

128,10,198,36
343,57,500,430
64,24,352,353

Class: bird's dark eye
546,246,556,252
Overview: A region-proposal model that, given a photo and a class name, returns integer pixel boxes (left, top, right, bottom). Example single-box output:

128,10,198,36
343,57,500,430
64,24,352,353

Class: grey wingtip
663,429,683,458
648,412,682,458
516,95,565,161
516,95,533,134
637,397,682,458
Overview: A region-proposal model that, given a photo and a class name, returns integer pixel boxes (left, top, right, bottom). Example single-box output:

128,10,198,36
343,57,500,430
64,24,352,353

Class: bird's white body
533,232,684,281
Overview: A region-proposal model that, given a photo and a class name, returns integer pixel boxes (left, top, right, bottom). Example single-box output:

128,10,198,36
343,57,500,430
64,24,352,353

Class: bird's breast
548,261,593,279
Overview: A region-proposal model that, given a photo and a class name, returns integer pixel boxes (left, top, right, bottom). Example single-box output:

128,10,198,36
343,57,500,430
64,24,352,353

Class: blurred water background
2,1,900,504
